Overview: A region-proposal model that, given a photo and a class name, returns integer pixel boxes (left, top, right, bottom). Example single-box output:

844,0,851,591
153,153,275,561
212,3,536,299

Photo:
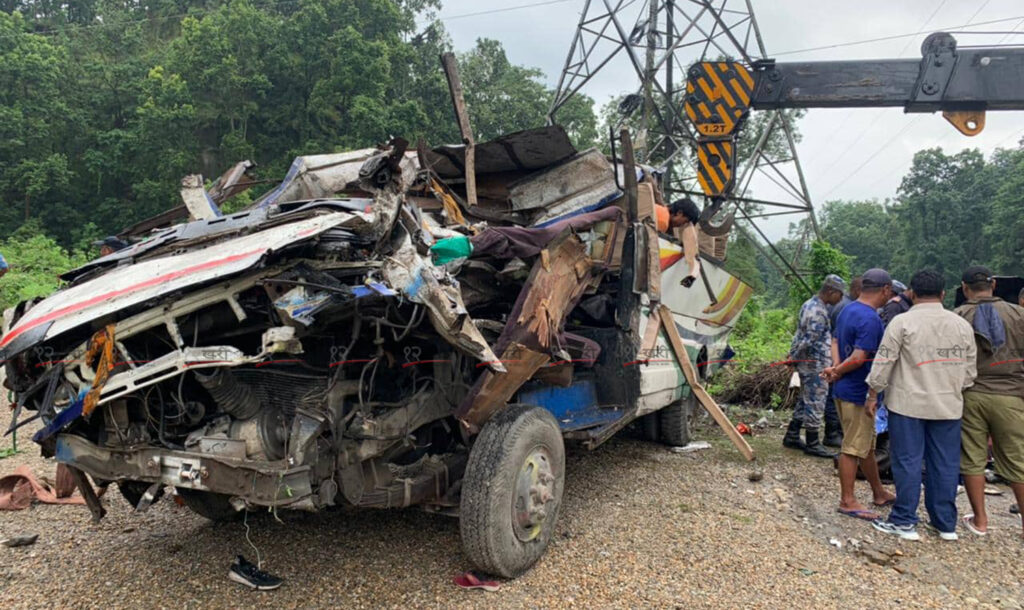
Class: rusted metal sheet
657,304,755,461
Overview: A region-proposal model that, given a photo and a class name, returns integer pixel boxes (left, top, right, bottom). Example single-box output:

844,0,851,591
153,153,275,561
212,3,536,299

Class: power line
819,116,923,200
806,1,949,187
440,0,577,21
773,14,1024,57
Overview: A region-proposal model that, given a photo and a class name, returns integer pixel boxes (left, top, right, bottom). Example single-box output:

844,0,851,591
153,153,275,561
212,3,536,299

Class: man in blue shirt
824,268,897,520
824,276,862,447
0,251,8,278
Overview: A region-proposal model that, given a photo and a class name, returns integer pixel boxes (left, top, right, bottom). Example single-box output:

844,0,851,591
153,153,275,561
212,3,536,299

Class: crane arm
685,32,1024,199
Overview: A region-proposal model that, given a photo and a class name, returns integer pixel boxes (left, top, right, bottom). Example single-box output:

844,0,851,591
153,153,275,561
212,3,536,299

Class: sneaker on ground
229,555,283,590
872,519,921,541
922,522,958,541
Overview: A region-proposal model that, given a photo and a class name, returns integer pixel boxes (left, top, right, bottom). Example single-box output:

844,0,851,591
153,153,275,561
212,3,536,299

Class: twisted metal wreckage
1,122,752,577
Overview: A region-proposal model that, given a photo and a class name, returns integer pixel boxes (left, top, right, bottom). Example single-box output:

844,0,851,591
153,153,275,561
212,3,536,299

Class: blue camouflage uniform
789,295,831,430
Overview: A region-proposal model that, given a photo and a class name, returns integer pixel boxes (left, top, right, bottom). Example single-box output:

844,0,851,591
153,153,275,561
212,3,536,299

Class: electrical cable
807,1,1017,198
773,14,1024,57
819,117,922,199
440,0,576,21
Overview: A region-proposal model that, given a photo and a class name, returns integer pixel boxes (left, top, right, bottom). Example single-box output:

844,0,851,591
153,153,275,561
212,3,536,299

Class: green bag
430,235,473,265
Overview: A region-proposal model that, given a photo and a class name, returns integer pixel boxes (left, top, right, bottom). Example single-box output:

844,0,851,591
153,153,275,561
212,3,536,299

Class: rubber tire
460,404,565,579
176,488,241,522
640,411,660,442
658,392,695,447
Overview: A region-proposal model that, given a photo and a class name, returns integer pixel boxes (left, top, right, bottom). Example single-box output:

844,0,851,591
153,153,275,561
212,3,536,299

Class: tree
985,147,1024,276
788,239,850,306
889,148,996,288
723,232,764,293
819,199,894,274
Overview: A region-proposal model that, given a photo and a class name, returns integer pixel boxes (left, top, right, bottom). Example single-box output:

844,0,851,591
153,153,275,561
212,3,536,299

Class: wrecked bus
1,126,750,577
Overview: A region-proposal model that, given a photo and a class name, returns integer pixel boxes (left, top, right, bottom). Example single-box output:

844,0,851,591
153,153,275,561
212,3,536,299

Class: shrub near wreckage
2,127,750,577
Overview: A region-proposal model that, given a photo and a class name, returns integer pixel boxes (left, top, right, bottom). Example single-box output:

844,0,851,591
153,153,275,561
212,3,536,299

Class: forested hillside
2,0,1022,313
0,0,597,249
727,146,1024,308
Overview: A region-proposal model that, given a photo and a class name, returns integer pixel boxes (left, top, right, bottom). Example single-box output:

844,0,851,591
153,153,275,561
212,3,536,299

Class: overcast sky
433,0,1024,238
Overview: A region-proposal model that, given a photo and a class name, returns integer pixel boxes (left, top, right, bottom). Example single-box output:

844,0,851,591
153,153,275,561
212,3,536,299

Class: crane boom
685,32,1024,201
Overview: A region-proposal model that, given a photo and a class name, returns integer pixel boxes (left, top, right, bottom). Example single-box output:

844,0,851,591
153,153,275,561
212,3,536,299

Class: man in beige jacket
865,270,977,541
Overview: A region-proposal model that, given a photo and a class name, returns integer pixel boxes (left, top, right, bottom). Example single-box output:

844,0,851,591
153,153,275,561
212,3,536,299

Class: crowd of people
786,265,1024,541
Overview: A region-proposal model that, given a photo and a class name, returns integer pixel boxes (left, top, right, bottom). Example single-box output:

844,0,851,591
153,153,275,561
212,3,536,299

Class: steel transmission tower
548,0,819,284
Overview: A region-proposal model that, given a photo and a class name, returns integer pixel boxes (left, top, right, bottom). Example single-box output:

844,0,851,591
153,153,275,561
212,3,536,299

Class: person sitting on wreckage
655,197,702,288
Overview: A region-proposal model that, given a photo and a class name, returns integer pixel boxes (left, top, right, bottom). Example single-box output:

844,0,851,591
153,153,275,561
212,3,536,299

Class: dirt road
1,411,1021,609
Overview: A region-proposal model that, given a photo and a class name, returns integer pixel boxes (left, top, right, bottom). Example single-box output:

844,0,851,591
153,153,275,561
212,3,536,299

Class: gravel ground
1,408,1022,609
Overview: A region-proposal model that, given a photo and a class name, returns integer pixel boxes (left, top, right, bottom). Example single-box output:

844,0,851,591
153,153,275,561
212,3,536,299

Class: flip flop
873,498,896,508
837,508,880,521
961,514,987,536
453,572,500,592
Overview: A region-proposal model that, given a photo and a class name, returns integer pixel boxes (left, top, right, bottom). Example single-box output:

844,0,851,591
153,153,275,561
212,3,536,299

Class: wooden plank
657,304,755,461
639,311,662,355
440,52,477,206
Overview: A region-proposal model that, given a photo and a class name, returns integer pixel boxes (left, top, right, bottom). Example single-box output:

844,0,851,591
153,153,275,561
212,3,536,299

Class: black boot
823,394,843,447
783,419,805,450
823,420,843,448
803,428,835,458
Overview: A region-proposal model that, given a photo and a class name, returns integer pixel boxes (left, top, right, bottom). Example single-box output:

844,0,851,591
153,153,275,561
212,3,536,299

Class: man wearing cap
784,275,846,458
955,265,1024,538
822,276,862,447
866,270,977,541
824,268,897,520
94,236,128,257
879,280,913,327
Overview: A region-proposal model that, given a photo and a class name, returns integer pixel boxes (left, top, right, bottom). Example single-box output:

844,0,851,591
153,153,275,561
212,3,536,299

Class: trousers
887,411,961,532
794,368,827,429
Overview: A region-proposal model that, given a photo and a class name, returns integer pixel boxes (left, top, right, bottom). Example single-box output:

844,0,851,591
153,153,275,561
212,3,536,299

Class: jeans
887,411,961,532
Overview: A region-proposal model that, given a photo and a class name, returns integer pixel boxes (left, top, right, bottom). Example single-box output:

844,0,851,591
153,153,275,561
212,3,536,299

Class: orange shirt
655,204,670,233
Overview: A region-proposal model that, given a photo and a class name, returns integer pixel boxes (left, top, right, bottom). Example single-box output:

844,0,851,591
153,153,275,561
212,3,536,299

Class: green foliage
889,148,996,287
728,297,795,372
723,232,764,293
0,1,598,251
820,199,894,272
816,146,1022,296
0,221,87,308
786,239,849,307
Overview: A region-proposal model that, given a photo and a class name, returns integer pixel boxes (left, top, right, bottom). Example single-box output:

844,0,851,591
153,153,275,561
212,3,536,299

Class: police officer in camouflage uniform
785,275,847,458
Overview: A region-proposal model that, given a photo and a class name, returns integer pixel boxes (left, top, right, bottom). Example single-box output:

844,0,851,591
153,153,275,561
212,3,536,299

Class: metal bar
780,110,821,237
700,0,753,63
440,53,477,206
737,206,811,293
549,0,593,121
